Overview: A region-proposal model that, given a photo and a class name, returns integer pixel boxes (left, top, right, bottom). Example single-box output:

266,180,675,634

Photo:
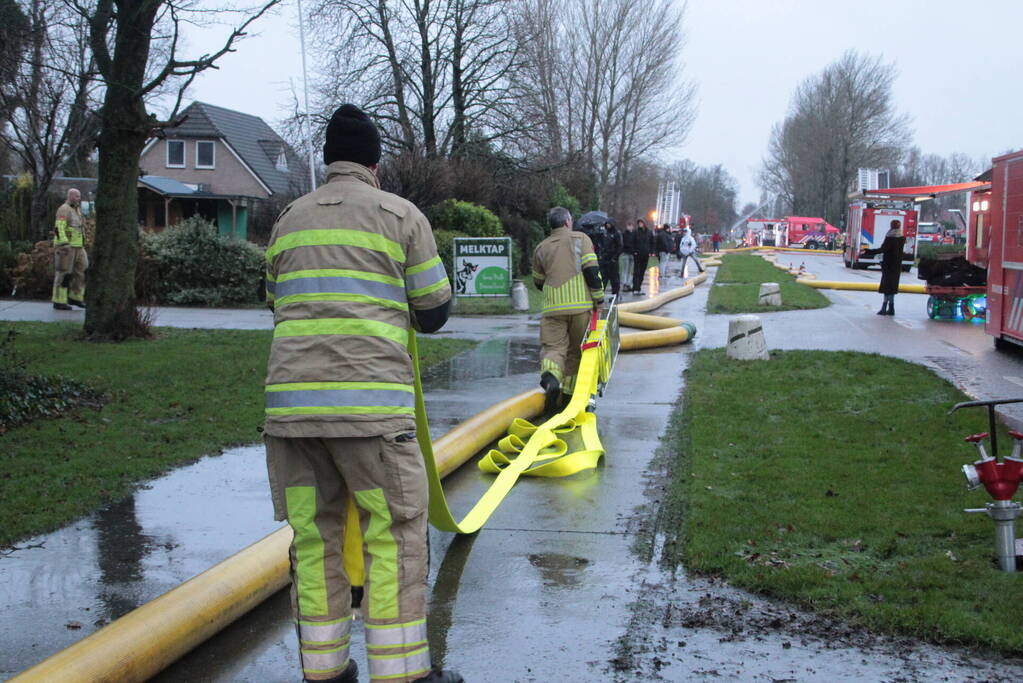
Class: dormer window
166,140,185,168
275,150,289,172
196,140,215,169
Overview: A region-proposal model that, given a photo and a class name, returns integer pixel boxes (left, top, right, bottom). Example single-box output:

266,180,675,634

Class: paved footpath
4,262,1023,681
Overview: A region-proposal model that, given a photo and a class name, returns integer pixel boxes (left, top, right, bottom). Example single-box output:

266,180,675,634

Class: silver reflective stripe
276,275,406,303
365,619,428,648
574,237,583,273
299,617,352,645
267,388,414,409
301,646,350,675
265,279,276,295
368,646,431,679
405,262,448,293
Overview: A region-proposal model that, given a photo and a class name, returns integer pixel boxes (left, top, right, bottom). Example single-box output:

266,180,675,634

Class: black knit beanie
323,104,381,167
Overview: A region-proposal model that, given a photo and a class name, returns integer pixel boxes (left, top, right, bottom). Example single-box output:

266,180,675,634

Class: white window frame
275,149,288,172
166,140,185,168
195,140,216,169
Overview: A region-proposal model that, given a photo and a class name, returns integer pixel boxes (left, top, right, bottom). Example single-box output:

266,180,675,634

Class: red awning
863,181,988,198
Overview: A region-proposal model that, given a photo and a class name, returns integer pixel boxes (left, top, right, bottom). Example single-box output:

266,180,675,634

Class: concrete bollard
758,282,782,306
726,315,769,360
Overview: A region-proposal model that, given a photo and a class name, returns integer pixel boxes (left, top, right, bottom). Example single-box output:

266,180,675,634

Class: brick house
138,101,310,240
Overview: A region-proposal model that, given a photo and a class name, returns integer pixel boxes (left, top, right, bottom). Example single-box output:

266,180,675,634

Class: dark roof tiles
164,101,309,197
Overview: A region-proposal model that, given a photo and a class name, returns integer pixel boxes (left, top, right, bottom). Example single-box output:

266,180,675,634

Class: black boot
306,659,357,683
53,302,71,311
540,372,561,414
413,669,465,683
69,298,86,308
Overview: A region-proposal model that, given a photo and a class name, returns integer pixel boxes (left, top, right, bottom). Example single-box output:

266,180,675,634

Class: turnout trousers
265,433,431,683
52,245,87,305
539,310,590,394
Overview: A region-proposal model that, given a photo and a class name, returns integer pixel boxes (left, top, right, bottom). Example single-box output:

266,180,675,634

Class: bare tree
760,50,909,227
69,0,280,340
0,0,102,238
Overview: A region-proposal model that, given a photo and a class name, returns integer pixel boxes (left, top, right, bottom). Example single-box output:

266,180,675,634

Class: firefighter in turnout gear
262,104,462,683
52,188,87,310
532,206,604,413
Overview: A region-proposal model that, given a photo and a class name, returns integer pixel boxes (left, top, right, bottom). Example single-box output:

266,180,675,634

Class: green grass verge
0,322,475,546
707,253,830,313
659,348,1023,653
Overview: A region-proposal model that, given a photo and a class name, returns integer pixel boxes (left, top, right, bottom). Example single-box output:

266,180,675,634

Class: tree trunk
84,97,148,339
83,0,157,340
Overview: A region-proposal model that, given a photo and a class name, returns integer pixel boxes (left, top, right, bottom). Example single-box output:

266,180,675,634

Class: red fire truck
782,216,840,249
973,151,1023,349
845,190,920,270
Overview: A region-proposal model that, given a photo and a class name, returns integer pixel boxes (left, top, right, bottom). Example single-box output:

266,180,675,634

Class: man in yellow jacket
52,188,87,310
263,104,462,683
532,207,604,413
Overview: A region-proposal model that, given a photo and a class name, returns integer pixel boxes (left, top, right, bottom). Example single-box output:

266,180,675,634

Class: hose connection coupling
964,432,1023,500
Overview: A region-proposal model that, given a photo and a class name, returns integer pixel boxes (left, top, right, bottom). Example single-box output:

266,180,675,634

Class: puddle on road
0,445,279,676
421,337,539,390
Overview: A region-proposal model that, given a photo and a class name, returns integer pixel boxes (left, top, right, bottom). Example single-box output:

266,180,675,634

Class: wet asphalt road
5,257,1023,681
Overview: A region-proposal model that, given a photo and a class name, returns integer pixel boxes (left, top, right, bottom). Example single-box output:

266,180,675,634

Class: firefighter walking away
262,103,463,683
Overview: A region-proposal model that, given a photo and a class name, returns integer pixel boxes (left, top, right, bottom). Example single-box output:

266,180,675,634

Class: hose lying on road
797,279,927,294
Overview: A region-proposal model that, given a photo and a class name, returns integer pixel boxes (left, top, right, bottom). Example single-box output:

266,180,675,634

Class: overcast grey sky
184,0,1023,206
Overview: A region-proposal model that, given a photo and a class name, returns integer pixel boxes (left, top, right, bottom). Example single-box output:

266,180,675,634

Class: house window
166,140,185,168
196,141,215,169
275,150,288,172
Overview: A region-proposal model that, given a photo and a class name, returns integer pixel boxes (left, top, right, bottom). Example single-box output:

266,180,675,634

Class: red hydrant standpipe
962,429,1023,572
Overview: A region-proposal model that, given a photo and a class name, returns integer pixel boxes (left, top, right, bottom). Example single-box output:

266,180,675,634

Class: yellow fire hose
14,277,705,682
798,279,927,294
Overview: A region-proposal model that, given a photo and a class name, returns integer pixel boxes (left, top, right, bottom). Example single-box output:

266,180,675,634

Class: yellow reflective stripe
353,489,399,620
273,318,408,347
278,268,403,287
267,406,415,416
407,279,448,299
266,229,405,263
54,219,69,243
367,646,431,680
581,253,597,265
274,292,408,311
285,487,328,616
267,381,412,392
405,255,441,275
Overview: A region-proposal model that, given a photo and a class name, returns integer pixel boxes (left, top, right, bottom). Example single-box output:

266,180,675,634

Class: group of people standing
585,218,704,297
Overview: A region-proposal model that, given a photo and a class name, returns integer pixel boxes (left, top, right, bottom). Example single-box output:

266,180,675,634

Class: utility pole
297,0,317,193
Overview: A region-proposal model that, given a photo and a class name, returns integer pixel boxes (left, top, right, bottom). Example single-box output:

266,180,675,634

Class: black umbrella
577,210,609,228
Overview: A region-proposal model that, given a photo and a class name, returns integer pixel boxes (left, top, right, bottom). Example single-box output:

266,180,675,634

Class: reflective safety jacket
53,202,84,247
263,161,451,438
532,226,603,316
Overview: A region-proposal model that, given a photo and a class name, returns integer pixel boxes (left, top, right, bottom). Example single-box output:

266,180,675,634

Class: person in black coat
631,219,654,294
599,220,623,295
863,219,906,316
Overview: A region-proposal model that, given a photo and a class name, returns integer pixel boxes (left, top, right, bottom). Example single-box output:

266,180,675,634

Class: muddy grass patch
663,348,1023,654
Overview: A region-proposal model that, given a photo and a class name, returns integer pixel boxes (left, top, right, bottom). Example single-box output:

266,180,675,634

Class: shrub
433,229,469,280
0,240,34,295
428,199,503,237
141,217,265,306
0,327,103,433
549,184,581,217
8,241,56,299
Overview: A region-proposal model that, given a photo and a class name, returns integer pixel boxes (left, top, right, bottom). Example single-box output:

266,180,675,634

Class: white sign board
453,237,512,297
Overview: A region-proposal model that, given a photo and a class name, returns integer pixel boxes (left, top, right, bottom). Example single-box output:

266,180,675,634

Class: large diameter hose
620,322,696,350
10,389,546,683
798,279,926,294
